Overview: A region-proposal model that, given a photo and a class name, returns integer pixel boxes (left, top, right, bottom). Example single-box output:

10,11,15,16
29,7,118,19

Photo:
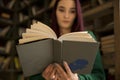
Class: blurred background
0,0,119,80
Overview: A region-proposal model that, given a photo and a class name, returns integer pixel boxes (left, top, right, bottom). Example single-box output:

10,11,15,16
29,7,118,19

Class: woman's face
56,0,76,29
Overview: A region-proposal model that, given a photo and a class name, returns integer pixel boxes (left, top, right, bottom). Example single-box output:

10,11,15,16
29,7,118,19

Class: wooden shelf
95,22,114,34
83,1,113,20
114,0,120,80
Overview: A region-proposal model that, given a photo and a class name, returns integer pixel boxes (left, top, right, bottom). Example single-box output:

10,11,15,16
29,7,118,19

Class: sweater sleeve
77,31,106,80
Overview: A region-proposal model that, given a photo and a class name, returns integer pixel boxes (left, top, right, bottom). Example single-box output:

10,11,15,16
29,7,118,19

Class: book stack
101,34,115,54
100,34,115,68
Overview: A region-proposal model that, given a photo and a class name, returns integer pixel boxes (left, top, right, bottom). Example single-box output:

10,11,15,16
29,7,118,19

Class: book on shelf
0,57,4,68
18,27,26,38
31,6,46,16
20,1,26,8
14,57,21,70
101,38,114,46
101,46,115,54
16,21,99,77
0,57,11,70
98,0,104,5
0,46,5,50
19,13,29,22
0,12,11,19
0,26,10,37
6,0,16,9
31,6,37,16
101,43,114,49
0,47,6,54
49,0,56,8
23,0,30,6
0,40,13,55
100,34,115,54
0,48,7,56
101,34,114,42
5,40,13,54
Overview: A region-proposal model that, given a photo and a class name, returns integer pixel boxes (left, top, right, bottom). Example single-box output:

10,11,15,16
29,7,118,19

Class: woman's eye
70,10,76,14
58,9,64,12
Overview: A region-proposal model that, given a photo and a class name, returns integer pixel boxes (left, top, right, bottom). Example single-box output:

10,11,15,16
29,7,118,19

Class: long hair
50,0,84,37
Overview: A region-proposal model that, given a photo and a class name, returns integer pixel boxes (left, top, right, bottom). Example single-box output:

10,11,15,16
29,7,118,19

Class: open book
19,22,96,44
16,21,99,77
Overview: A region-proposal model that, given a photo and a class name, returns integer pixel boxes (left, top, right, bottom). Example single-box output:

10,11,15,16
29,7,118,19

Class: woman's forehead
57,0,76,8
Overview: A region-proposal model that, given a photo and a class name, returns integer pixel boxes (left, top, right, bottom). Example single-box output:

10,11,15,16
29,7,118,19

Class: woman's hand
42,64,56,80
54,61,79,80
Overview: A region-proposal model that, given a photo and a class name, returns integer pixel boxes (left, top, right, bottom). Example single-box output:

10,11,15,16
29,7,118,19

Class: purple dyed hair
50,0,84,37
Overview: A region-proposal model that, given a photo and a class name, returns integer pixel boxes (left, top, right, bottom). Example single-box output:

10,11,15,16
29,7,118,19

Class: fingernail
63,61,66,64
54,63,57,66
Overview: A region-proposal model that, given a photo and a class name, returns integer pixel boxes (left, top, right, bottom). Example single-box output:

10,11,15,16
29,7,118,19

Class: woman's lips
63,21,70,23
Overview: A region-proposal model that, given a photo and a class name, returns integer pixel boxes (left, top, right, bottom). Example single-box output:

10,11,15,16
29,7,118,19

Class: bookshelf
82,0,120,80
0,0,51,80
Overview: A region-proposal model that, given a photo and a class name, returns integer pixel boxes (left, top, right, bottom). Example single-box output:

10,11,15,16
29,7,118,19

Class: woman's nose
64,11,69,18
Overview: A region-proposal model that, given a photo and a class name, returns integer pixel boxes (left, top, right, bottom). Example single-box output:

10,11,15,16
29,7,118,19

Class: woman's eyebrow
70,8,76,10
58,6,65,9
58,6,75,9
58,5,76,10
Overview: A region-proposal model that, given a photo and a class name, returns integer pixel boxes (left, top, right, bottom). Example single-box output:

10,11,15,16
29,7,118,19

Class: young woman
30,0,106,80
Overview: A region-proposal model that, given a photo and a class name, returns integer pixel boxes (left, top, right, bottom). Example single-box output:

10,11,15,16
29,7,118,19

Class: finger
43,64,52,73
50,68,56,80
42,64,53,78
52,70,58,80
70,73,79,80
55,70,64,80
63,61,72,75
55,74,61,80
42,65,55,80
47,65,54,78
54,76,58,80
55,63,68,79
54,73,59,80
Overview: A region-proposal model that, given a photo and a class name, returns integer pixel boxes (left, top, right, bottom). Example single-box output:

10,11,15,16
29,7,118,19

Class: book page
18,21,58,44
31,24,53,37
58,36,96,42
19,36,50,44
22,33,49,38
31,22,57,39
58,31,96,42
25,28,55,39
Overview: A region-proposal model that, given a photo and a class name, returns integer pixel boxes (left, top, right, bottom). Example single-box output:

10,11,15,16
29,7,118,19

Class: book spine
53,40,62,63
